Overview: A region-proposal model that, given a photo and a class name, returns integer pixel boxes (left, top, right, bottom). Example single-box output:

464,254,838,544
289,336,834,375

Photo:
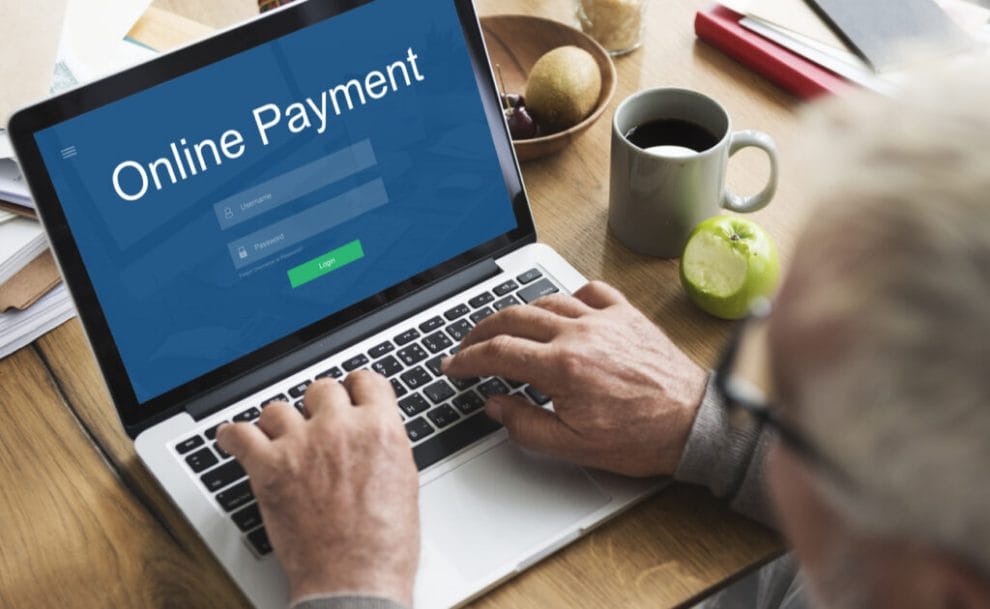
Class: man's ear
925,552,990,609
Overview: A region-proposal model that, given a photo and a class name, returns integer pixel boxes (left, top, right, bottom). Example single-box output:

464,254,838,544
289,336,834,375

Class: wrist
287,553,416,608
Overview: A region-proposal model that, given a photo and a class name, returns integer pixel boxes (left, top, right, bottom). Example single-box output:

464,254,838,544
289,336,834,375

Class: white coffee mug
609,88,779,258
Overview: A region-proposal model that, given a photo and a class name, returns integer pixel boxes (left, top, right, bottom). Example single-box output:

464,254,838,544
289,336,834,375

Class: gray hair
769,62,990,579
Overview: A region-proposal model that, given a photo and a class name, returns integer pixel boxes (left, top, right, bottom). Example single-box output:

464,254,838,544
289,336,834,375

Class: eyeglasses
712,300,855,487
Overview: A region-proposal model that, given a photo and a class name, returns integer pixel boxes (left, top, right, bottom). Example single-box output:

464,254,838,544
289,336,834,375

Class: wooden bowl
480,15,617,161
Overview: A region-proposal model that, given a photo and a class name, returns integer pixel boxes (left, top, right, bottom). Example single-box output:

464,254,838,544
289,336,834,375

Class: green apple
680,215,780,320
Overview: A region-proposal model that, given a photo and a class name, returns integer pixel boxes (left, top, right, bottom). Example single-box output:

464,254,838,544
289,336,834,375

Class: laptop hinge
184,256,502,421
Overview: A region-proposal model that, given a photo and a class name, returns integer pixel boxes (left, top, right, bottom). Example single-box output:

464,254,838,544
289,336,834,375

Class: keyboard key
175,435,204,454
342,354,369,372
217,480,254,512
425,355,444,378
422,331,453,354
390,378,408,398
287,381,311,398
469,306,495,324
372,355,403,377
419,316,445,333
468,292,494,308
446,319,473,342
477,378,510,398
293,400,306,414
524,385,551,405
368,341,394,359
400,366,432,390
246,527,272,556
426,404,460,428
394,328,421,346
423,380,456,404
231,503,263,532
517,268,542,284
213,442,231,460
493,280,518,296
397,344,428,366
185,447,218,473
204,422,226,441
398,394,431,417
316,366,342,380
260,394,288,408
412,413,502,471
452,391,485,415
493,295,520,310
201,460,246,492
444,303,469,321
449,375,479,391
518,278,559,304
233,407,260,422
405,417,435,442
505,378,525,389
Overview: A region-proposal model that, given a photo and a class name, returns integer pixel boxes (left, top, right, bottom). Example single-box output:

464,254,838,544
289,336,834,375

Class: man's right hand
443,281,708,477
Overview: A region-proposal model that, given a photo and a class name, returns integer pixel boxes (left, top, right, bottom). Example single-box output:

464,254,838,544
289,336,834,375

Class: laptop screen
31,0,518,404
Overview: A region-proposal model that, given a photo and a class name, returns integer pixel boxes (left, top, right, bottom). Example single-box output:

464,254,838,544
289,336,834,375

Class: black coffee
624,118,720,152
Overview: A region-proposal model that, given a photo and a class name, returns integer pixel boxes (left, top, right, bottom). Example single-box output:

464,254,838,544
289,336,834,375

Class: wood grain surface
1,0,808,607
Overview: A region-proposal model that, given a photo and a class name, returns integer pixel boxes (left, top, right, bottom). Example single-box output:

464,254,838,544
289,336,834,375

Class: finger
572,280,627,309
256,401,304,438
443,335,554,388
528,293,592,318
343,369,396,408
459,305,566,350
485,394,586,459
303,378,353,418
216,422,272,470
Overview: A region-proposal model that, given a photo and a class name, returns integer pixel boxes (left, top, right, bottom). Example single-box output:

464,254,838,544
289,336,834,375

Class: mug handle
721,130,779,213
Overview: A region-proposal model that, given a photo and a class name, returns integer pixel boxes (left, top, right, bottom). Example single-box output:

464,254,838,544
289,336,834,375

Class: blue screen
35,0,517,403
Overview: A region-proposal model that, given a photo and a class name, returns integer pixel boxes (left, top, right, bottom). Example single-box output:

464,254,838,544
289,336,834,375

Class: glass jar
575,0,649,56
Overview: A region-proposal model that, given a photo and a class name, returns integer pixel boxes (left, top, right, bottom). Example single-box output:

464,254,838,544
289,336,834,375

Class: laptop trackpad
420,441,611,582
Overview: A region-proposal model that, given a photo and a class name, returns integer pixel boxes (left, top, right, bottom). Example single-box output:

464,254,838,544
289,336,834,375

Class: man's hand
443,281,707,477
217,372,419,606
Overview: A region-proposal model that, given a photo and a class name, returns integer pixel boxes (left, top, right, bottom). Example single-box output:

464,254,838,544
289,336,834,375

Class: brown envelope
0,250,60,311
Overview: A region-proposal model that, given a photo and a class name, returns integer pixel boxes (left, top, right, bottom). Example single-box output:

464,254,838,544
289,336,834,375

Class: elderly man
217,70,990,609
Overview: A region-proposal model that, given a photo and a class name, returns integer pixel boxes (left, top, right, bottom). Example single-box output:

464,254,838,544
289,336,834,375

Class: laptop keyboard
173,267,557,558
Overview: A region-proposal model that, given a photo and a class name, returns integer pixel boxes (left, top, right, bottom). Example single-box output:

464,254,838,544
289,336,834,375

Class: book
694,4,851,99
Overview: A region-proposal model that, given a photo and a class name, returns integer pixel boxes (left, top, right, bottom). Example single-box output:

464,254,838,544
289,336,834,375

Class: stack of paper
0,284,75,359
0,0,156,358
0,216,47,285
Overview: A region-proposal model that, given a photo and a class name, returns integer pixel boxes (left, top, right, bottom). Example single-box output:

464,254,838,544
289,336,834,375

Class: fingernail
485,397,504,422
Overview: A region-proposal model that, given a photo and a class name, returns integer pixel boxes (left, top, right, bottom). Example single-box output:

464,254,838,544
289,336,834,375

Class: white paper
0,284,76,360
0,211,15,226
740,16,898,94
0,159,32,207
0,0,69,125
59,0,156,83
0,131,13,160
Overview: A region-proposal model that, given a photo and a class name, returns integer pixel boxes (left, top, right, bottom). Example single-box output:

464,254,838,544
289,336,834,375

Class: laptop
8,1,661,606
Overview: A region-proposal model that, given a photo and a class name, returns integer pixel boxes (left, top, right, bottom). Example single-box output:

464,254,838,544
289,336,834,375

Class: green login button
288,239,365,288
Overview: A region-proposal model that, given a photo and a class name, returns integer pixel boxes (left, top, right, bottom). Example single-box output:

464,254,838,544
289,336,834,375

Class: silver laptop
8,1,661,606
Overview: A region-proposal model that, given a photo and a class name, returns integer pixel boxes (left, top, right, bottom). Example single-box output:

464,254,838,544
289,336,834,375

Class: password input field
213,139,377,230
226,178,388,270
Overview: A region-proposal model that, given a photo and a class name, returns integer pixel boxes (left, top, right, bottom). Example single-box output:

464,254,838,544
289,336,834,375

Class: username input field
213,139,377,230
226,178,388,270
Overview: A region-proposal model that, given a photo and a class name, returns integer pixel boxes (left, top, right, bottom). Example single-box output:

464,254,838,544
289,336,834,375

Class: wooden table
0,0,809,606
